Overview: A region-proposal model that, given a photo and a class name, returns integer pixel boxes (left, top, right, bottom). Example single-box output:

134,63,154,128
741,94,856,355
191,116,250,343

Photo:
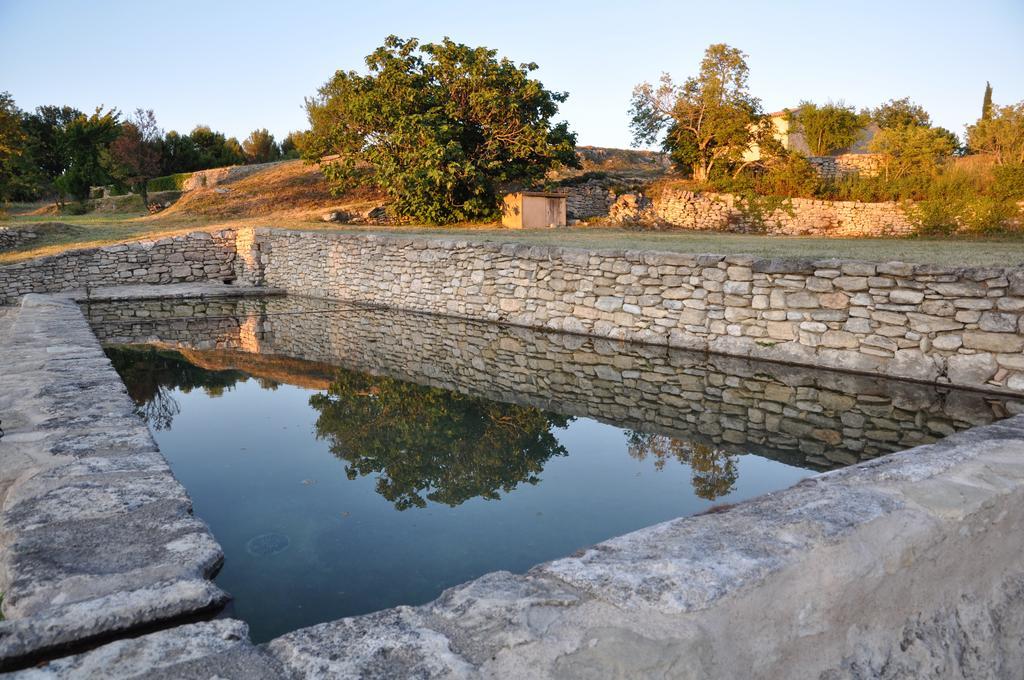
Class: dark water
93,296,1021,642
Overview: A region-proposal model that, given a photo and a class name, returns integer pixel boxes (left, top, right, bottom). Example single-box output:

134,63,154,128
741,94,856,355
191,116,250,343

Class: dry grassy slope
574,146,670,176
158,160,385,220
159,148,669,221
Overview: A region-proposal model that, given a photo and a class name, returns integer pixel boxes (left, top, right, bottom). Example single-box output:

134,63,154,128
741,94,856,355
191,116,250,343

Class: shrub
992,164,1024,200
147,172,191,192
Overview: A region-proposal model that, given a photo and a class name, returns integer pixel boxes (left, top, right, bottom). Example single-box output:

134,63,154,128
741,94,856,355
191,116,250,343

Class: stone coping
0,296,227,670
75,282,284,303
3,288,1023,677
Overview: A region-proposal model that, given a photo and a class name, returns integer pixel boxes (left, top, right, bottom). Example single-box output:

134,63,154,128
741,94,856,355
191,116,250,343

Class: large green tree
302,36,578,224
982,82,994,121
54,107,121,202
21,104,82,191
967,101,1024,165
869,123,957,180
791,101,867,156
630,44,770,181
242,128,281,164
0,92,39,202
871,97,931,129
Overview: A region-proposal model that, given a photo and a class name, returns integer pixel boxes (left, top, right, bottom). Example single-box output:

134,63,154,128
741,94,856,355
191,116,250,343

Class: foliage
159,130,201,175
54,107,121,202
0,92,38,202
189,125,246,169
791,100,866,156
992,164,1024,200
105,346,246,430
242,128,281,164
20,104,82,194
147,171,192,192
871,97,931,129
982,81,994,121
868,123,957,180
280,131,304,159
625,431,738,500
966,102,1024,165
909,195,1020,236
104,109,163,204
630,44,769,181
303,35,578,224
310,368,572,510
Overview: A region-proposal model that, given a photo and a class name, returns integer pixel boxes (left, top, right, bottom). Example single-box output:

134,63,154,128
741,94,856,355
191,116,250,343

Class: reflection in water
310,369,572,509
108,345,743,504
626,432,738,500
106,347,246,430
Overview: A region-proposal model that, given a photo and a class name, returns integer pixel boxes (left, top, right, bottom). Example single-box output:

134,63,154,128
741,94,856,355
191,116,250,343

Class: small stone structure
807,152,884,179
501,191,567,228
236,229,1024,394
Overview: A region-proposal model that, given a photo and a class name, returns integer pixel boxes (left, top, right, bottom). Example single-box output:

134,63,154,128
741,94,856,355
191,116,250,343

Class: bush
147,172,191,192
992,164,1024,200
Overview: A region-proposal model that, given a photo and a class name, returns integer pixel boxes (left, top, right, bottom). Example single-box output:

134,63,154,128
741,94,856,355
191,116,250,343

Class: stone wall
237,229,1024,393
86,296,1024,472
565,179,615,220
0,230,237,304
0,227,40,252
616,187,914,236
807,152,884,179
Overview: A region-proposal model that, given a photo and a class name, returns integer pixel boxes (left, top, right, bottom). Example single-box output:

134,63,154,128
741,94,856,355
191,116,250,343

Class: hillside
157,160,385,221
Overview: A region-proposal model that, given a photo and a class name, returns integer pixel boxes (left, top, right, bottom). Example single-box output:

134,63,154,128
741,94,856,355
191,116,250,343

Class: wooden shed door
546,199,558,227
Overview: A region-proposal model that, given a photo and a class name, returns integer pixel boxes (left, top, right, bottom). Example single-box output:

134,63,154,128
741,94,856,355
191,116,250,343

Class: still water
93,296,1021,642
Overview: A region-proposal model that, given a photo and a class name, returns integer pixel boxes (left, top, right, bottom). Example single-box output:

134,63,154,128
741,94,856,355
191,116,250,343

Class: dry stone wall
237,229,1024,393
0,227,40,252
616,187,914,236
565,180,615,220
807,153,883,179
0,231,237,304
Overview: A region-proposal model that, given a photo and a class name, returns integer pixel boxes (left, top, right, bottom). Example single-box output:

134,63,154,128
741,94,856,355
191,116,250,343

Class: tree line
3,38,1022,227
0,95,303,204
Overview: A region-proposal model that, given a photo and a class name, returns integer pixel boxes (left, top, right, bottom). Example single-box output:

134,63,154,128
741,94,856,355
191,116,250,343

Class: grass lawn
3,209,1024,267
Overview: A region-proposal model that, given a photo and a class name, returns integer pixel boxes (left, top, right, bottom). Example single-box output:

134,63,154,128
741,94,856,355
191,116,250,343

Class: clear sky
2,0,1022,148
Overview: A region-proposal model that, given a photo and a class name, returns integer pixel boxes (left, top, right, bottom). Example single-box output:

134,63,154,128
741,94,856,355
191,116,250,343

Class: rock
889,289,925,305
962,331,1024,354
947,353,999,385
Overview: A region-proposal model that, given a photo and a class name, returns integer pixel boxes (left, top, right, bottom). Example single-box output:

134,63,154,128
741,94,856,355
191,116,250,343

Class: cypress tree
982,81,993,121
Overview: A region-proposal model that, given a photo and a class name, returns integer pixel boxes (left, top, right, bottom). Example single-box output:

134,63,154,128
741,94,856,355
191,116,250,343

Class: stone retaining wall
0,227,40,252
0,230,236,304
648,188,914,236
807,152,884,179
565,179,615,220
236,229,1024,394
566,180,914,235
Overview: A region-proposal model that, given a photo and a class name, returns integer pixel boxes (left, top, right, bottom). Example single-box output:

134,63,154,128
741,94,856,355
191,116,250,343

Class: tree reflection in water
626,431,739,500
310,369,573,510
104,346,249,430
108,345,741,505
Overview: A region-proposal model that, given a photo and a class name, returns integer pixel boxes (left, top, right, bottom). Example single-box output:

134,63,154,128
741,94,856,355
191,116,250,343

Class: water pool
88,296,1021,642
